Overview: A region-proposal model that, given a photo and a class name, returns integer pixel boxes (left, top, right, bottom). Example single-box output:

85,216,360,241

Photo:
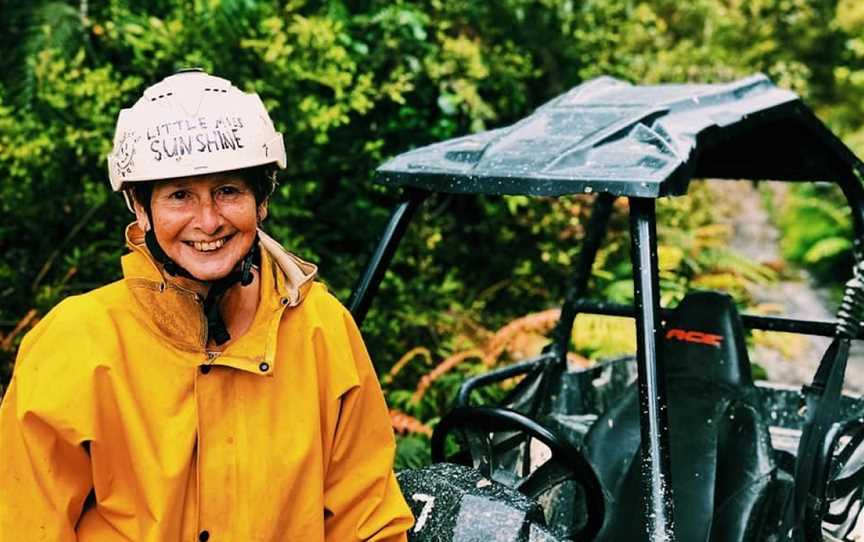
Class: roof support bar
568,300,864,339
348,189,429,325
551,193,616,365
629,196,676,541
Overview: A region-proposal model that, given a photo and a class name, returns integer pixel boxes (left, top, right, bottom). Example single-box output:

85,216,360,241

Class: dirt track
719,180,864,394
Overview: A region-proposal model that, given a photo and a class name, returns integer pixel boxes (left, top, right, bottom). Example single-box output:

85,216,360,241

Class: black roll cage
346,75,864,541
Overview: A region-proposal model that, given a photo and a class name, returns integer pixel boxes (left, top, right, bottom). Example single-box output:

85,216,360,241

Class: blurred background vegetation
1,0,863,466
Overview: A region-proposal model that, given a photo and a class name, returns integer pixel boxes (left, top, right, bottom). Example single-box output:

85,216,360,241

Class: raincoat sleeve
322,306,414,542
0,300,95,541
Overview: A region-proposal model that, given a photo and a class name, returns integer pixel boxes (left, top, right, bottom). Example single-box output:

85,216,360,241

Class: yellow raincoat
0,225,413,541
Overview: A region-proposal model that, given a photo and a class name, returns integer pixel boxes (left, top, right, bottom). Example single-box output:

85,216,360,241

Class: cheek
150,211,187,244
154,224,187,254
228,203,261,233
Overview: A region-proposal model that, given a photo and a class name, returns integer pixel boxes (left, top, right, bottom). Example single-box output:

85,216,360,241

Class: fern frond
412,348,484,404
572,313,636,359
483,308,561,366
8,2,87,106
383,346,432,385
390,409,433,437
0,309,39,352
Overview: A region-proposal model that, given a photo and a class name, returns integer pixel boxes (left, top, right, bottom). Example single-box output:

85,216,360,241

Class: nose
194,197,223,235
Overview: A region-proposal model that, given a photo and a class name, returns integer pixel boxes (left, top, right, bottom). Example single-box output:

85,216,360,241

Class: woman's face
135,172,266,282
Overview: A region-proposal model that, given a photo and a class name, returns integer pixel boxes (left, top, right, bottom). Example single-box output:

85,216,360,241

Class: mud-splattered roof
375,74,862,198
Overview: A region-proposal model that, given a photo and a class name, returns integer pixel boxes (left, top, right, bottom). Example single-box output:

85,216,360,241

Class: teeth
192,238,226,252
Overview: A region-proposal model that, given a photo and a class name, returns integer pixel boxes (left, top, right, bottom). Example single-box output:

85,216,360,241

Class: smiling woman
0,70,413,541
141,174,263,280
130,171,269,345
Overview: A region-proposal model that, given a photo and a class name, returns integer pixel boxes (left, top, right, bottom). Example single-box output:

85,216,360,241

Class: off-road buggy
348,75,864,542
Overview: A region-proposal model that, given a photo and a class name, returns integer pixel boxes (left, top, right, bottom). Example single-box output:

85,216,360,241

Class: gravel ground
718,180,864,395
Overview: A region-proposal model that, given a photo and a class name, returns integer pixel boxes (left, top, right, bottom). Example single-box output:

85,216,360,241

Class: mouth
184,234,234,253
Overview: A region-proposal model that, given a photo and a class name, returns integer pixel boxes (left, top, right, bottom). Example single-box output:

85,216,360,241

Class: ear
257,200,268,224
132,196,151,232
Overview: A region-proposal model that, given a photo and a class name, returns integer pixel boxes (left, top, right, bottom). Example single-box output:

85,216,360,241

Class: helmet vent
149,92,174,102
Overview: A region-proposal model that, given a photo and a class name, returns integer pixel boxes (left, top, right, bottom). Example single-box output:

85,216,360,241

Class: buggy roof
374,75,863,198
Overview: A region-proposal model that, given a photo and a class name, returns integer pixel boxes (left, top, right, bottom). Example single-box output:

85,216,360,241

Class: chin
190,271,231,282
187,263,237,282
172,244,249,282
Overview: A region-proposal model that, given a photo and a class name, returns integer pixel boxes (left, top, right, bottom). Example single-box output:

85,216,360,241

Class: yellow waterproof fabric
0,226,413,541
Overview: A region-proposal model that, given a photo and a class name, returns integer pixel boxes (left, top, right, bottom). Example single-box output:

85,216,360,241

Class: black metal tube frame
629,197,676,541
565,300,864,339
348,189,428,325
551,193,616,365
456,354,550,407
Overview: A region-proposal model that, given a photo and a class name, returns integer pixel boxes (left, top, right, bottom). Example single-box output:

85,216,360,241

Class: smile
184,234,233,253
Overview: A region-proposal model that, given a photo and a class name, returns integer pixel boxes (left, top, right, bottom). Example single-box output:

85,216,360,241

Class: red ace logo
665,328,723,348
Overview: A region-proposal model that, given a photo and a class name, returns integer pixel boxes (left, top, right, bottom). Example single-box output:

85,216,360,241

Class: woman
0,70,413,541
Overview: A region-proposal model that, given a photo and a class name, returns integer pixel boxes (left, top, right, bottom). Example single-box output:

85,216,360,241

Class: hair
130,165,277,212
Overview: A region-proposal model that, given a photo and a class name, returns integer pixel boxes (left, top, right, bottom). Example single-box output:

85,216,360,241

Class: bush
2,2,861,447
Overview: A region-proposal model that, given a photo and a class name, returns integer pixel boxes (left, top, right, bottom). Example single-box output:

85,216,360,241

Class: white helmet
107,69,286,193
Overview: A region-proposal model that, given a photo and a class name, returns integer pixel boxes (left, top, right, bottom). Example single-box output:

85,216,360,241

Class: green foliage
0,1,861,469
777,184,854,283
394,435,431,470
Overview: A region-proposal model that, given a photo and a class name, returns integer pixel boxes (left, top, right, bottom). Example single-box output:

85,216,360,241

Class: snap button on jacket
0,227,413,541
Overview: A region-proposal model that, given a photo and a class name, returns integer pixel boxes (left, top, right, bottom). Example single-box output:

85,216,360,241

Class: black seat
583,291,778,541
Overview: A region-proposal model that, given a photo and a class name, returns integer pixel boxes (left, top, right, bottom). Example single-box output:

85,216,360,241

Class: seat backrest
583,291,776,542
661,291,753,386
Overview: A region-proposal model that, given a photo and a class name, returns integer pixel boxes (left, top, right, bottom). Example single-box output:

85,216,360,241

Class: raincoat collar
121,223,318,373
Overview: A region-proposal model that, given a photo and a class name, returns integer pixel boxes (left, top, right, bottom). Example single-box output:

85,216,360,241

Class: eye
217,185,240,196
215,184,246,199
169,190,189,201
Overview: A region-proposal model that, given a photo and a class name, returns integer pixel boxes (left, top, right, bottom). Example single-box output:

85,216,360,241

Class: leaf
604,280,634,304
658,244,684,271
803,237,852,264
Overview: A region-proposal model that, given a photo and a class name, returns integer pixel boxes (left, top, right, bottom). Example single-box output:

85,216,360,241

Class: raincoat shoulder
6,280,132,434
0,282,131,540
296,282,377,394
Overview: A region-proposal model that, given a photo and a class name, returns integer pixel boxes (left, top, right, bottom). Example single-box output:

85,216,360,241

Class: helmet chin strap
201,242,260,346
144,226,260,346
144,228,196,280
